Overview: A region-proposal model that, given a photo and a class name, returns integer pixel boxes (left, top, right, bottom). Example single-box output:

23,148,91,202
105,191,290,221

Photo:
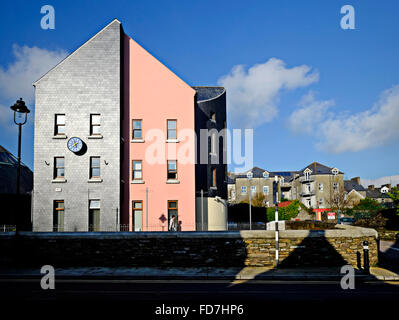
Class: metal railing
0,225,16,232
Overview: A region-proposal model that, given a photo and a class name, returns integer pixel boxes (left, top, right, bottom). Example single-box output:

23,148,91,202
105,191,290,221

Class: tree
326,188,351,213
240,192,267,208
388,187,399,215
351,197,382,219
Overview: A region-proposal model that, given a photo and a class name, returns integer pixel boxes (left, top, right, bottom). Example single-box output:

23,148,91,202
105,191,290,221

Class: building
32,19,227,232
0,145,33,229
366,184,394,208
227,167,296,207
228,162,344,209
343,177,366,207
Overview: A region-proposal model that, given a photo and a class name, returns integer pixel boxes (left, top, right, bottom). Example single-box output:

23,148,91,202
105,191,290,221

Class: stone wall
0,225,378,268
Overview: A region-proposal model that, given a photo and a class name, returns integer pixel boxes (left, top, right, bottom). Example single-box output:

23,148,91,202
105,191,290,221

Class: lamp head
10,98,30,114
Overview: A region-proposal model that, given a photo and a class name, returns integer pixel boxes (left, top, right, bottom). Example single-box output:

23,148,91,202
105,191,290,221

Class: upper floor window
263,171,269,179
167,160,177,180
54,157,65,179
90,157,101,179
251,186,256,194
241,186,247,194
90,114,101,135
132,160,143,180
319,198,323,206
263,185,269,194
318,183,324,191
333,182,339,191
305,171,310,180
332,168,339,175
132,119,142,139
167,120,177,140
55,114,65,135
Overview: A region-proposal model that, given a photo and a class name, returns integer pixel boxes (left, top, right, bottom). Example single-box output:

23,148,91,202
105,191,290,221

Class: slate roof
0,145,33,194
344,180,367,192
300,162,343,175
192,86,225,102
231,167,297,181
366,188,390,199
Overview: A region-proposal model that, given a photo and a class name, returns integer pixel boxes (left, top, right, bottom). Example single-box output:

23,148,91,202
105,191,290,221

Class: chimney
351,177,361,185
368,185,375,190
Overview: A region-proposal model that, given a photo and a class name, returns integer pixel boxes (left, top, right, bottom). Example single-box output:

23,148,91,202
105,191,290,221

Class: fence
0,225,16,232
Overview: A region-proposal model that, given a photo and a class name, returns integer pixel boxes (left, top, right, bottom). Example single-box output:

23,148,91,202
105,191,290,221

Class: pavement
1,265,398,281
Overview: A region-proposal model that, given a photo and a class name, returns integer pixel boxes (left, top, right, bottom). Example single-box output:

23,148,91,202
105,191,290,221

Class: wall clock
67,137,83,153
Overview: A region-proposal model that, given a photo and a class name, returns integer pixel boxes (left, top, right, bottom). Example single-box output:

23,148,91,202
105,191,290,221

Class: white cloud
288,85,399,153
361,175,399,188
317,85,399,153
218,58,319,128
287,91,334,135
0,44,68,105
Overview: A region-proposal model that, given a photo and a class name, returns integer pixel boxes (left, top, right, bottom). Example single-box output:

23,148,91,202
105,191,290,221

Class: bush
266,200,301,222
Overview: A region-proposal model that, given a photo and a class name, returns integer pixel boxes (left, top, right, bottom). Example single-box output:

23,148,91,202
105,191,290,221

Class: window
319,198,323,206
132,201,143,231
305,171,310,181
167,120,177,139
53,200,64,232
263,171,269,179
90,114,101,135
211,133,217,154
307,199,311,207
89,200,100,232
318,183,324,191
167,160,177,180
168,200,178,228
132,119,142,139
231,190,236,200
333,182,339,191
241,186,247,194
55,114,65,135
210,112,216,122
306,184,311,192
132,160,142,180
54,157,65,179
211,168,217,187
263,186,269,194
251,186,256,194
332,168,338,175
90,157,100,179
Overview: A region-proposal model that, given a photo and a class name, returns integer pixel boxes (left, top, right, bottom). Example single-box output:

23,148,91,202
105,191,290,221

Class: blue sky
1,0,398,185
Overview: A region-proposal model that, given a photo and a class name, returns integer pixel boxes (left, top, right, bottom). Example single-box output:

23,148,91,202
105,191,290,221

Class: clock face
67,137,83,153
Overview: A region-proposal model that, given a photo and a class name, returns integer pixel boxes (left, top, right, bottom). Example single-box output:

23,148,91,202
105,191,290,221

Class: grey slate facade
32,20,122,231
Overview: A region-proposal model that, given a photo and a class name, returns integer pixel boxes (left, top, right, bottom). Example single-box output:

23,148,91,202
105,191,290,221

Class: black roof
231,167,297,181
344,180,367,192
301,162,343,175
192,86,225,102
0,145,33,194
366,188,390,199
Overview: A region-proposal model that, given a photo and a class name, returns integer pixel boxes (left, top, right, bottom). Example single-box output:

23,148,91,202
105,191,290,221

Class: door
132,201,143,231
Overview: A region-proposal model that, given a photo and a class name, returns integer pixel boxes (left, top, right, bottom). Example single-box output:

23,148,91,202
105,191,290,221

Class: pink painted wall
122,34,196,231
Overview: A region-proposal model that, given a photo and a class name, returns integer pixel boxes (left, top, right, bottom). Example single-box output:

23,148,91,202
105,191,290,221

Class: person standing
169,215,177,232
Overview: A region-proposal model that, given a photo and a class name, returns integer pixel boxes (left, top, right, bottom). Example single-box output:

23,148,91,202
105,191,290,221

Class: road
380,240,399,273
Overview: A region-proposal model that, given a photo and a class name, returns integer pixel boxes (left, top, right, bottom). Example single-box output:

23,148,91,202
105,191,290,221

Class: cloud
218,58,319,128
287,91,334,135
288,85,399,153
317,85,399,153
361,175,399,188
0,44,68,105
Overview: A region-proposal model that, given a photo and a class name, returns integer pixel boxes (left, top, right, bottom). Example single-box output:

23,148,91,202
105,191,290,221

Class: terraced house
33,19,227,232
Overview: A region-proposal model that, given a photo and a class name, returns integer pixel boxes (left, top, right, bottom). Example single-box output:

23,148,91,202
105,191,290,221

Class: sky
0,0,398,187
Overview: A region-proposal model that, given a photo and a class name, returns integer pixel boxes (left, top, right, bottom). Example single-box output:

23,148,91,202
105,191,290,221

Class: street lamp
10,98,30,233
247,171,253,230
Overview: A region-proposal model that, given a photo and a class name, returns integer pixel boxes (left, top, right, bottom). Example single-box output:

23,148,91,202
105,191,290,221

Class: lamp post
10,98,30,233
274,175,280,267
247,171,253,230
